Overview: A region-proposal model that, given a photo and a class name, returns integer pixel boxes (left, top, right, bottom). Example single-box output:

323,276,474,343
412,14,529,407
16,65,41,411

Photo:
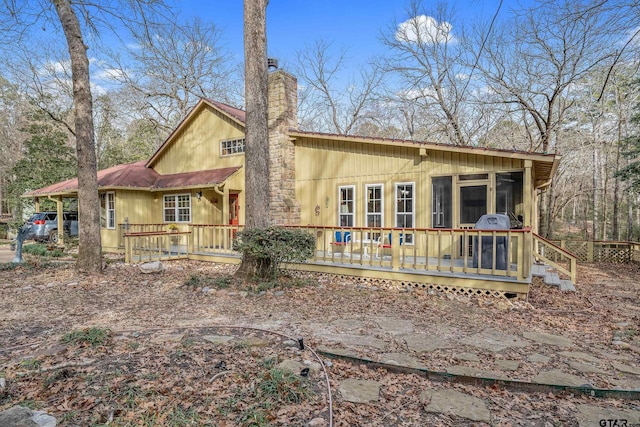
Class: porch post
56,196,64,246
35,197,40,212
523,160,533,229
223,186,230,249
222,187,229,225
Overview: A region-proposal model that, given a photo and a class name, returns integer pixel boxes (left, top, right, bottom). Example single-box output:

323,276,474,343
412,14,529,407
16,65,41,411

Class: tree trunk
627,190,633,241
612,121,623,240
238,0,269,277
242,0,269,229
592,145,598,240
52,0,102,273
538,191,549,238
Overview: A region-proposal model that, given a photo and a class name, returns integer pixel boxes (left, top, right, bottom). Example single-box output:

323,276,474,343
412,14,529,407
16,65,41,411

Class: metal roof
25,161,241,197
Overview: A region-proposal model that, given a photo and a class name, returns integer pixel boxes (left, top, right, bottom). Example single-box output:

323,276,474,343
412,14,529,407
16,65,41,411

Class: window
338,186,355,227
365,184,383,240
220,138,245,156
459,173,489,181
432,176,452,228
100,192,115,229
395,183,414,243
106,192,115,229
164,194,191,223
496,172,523,216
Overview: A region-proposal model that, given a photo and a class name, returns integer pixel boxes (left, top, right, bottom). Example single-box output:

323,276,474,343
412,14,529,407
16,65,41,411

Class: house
25,69,565,298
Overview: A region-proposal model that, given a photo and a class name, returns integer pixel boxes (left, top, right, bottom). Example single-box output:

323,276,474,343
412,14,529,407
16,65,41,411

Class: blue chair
332,230,352,253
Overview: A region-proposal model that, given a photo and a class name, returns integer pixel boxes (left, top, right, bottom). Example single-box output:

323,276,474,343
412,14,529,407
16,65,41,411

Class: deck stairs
531,262,575,291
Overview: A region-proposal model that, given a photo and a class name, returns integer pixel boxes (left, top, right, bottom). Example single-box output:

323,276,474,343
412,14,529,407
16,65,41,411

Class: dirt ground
0,255,639,426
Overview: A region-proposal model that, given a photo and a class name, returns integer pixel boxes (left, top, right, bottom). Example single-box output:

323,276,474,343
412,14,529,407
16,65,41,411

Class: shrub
233,227,316,279
22,243,64,258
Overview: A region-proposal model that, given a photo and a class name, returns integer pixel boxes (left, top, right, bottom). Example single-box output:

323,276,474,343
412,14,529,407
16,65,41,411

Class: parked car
26,211,78,243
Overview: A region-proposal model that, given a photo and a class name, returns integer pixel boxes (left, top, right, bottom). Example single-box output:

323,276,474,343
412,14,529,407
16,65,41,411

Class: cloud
396,15,456,45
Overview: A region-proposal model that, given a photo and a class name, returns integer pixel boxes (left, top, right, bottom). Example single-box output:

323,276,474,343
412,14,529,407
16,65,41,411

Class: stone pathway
304,315,640,423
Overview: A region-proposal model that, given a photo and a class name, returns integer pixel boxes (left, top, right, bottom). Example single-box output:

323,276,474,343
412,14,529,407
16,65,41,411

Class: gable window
164,194,191,223
220,138,245,156
395,183,414,243
365,184,383,240
100,192,115,229
338,185,355,227
432,176,452,228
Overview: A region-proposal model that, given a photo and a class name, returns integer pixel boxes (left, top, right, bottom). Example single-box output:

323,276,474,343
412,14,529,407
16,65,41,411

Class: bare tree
1,0,169,272
295,39,383,135
475,1,619,153
382,1,482,145
50,0,102,272
108,16,242,134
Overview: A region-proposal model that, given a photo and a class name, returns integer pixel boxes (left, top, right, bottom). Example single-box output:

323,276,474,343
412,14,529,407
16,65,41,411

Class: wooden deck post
391,229,401,271
587,241,594,263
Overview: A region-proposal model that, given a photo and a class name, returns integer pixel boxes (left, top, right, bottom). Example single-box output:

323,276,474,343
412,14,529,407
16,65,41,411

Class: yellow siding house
25,69,563,298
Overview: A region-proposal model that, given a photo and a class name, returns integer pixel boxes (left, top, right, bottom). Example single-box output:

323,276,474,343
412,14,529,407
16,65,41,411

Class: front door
229,193,240,225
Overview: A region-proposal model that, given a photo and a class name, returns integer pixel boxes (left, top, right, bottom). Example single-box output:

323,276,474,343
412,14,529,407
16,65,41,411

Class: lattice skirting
287,270,524,300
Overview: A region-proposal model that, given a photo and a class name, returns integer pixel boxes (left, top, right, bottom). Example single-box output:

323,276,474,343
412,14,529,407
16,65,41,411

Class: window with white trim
106,192,115,229
164,194,191,223
365,184,383,241
395,182,414,243
100,192,115,229
220,138,245,156
338,185,355,227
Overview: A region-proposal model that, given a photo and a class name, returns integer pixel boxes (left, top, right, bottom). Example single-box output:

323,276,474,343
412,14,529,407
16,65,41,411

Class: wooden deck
122,224,544,299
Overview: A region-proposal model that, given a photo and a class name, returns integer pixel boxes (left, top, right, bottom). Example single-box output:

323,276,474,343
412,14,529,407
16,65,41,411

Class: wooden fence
550,240,640,264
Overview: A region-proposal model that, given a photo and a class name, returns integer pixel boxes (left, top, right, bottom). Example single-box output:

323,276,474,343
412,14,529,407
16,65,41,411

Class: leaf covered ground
0,258,639,426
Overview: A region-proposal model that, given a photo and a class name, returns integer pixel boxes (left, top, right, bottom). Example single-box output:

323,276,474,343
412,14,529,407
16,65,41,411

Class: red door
229,193,240,225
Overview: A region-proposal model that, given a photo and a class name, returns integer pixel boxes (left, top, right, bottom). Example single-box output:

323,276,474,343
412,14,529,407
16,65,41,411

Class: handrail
534,233,578,258
533,233,577,284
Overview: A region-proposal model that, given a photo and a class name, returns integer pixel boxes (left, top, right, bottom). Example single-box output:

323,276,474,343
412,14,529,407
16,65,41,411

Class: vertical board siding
295,137,525,229
152,106,246,175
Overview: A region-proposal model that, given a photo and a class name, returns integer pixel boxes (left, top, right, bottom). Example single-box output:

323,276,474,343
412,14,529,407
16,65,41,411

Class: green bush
233,227,316,278
22,243,64,258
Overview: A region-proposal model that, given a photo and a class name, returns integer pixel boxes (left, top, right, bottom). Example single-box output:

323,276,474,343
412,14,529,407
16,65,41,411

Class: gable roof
146,98,246,168
25,161,241,197
145,94,560,186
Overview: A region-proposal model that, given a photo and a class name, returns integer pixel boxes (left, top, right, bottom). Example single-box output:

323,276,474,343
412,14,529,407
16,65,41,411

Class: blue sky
177,0,509,68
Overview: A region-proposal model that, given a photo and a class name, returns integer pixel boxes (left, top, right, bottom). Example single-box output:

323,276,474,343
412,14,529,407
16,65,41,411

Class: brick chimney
268,68,300,225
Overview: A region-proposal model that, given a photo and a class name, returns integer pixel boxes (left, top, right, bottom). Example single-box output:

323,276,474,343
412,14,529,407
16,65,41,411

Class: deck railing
533,234,577,283
118,223,166,248
122,224,534,282
191,224,243,255
288,225,533,282
124,230,189,263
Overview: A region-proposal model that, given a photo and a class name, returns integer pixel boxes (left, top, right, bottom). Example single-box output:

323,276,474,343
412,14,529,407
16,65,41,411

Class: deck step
559,279,576,292
531,264,547,276
532,263,575,291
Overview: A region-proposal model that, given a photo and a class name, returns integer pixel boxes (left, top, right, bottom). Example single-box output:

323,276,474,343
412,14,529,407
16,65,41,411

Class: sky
176,0,509,69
